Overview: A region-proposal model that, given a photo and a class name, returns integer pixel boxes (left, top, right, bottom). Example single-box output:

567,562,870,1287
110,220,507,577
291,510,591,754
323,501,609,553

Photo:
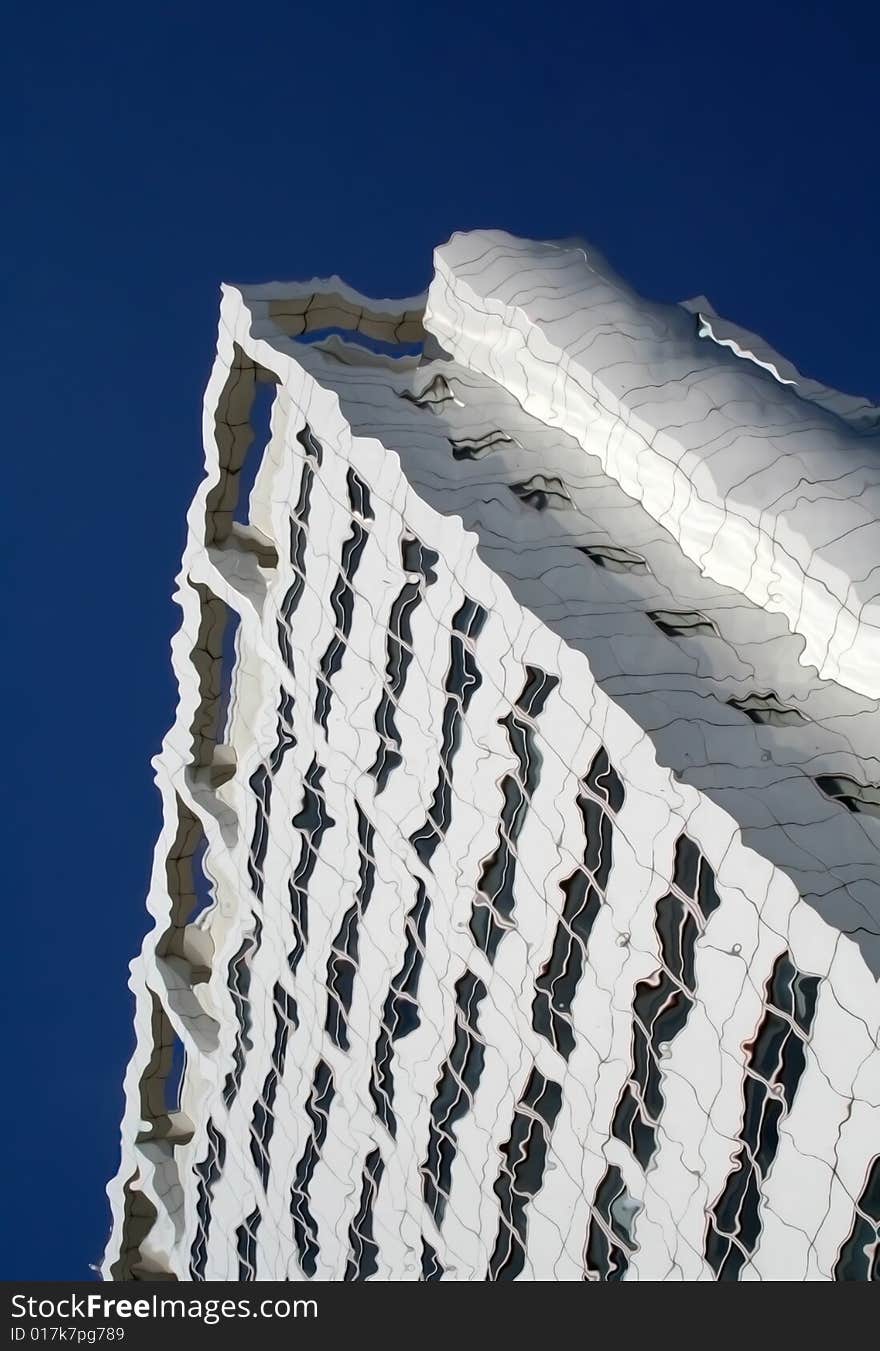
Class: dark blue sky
1,1,877,1279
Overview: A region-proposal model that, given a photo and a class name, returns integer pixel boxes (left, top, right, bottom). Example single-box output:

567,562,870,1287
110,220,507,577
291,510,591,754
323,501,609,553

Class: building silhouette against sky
105,232,880,1282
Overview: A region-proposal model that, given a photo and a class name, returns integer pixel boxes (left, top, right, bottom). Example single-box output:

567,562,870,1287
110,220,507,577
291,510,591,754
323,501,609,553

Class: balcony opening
727,692,808,728
156,799,217,986
204,347,279,565
450,430,515,460
578,544,650,575
647,609,718,638
135,995,196,1147
400,374,461,411
815,775,880,821
511,475,573,511
297,326,423,359
234,377,275,531
266,291,424,348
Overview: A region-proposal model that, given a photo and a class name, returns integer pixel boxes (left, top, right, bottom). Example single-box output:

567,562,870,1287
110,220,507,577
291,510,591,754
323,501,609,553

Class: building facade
104,232,880,1281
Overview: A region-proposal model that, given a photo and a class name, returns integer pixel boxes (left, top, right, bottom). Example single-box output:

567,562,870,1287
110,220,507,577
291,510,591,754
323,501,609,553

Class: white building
104,231,880,1282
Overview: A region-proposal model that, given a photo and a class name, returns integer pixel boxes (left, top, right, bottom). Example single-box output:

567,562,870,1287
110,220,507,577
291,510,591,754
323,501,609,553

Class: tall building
104,231,880,1282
